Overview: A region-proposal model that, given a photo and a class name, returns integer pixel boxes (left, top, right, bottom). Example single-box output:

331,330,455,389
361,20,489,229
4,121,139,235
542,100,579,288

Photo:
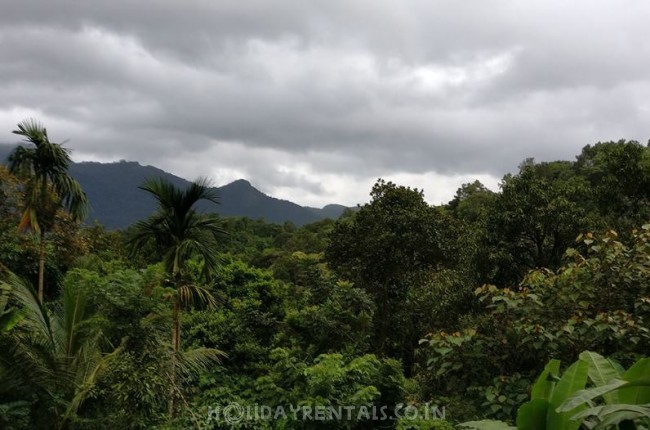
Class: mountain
0,145,350,229
306,204,351,219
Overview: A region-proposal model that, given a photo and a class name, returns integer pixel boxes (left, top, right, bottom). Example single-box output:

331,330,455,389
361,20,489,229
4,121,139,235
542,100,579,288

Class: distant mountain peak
0,148,352,228
229,178,253,187
69,160,350,228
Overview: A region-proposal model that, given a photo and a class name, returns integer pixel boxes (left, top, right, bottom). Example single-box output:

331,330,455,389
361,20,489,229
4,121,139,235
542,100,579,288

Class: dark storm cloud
1,0,649,205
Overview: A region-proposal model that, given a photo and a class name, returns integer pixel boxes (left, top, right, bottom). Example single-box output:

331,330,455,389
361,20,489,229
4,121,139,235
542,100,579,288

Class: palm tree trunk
169,296,180,418
37,231,45,303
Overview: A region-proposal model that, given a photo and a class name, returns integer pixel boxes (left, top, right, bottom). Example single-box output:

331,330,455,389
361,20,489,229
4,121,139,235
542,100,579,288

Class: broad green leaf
571,403,650,426
579,351,623,404
599,404,650,427
557,379,627,412
516,399,548,430
547,360,589,430
620,358,650,405
532,359,561,401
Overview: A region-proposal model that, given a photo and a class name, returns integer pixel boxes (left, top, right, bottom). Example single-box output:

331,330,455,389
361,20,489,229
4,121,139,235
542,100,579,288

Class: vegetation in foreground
0,120,649,429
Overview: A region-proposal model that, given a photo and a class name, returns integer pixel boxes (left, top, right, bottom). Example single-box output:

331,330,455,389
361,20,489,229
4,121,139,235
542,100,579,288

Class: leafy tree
0,166,35,275
184,258,289,367
7,119,87,302
420,224,650,421
126,177,225,417
60,266,171,429
479,160,588,286
326,179,457,369
283,279,374,355
0,166,89,303
252,348,404,430
448,180,496,225
78,222,127,265
575,140,650,230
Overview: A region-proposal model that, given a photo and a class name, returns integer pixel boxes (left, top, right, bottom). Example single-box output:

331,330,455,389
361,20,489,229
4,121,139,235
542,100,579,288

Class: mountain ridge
0,145,350,229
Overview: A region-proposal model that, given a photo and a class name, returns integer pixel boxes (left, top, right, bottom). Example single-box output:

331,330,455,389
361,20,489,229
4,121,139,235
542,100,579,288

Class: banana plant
557,352,650,429
461,351,650,429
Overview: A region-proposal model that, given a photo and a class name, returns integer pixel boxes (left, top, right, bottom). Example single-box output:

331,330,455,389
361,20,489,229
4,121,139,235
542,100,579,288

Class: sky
1,0,649,207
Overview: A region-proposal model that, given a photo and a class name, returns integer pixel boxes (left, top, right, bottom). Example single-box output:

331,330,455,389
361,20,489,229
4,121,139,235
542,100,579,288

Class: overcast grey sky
1,1,649,206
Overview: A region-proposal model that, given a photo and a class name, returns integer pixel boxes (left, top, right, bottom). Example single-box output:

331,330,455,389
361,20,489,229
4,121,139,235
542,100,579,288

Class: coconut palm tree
7,119,88,302
126,177,225,417
0,269,123,429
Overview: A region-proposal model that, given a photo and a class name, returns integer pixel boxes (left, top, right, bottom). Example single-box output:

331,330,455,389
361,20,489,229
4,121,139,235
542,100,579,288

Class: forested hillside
0,145,348,228
1,131,649,429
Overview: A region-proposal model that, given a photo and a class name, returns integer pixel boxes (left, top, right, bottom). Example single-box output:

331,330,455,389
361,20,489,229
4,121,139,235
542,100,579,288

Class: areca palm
7,119,88,302
126,177,225,417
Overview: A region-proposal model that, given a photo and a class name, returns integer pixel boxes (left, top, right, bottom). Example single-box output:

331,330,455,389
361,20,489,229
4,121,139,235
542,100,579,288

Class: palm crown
8,119,87,232
127,177,224,280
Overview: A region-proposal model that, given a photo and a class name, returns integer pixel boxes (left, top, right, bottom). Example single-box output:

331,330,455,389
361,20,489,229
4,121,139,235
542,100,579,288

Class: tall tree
126,177,224,417
325,179,455,369
479,159,587,286
7,119,87,302
575,140,650,230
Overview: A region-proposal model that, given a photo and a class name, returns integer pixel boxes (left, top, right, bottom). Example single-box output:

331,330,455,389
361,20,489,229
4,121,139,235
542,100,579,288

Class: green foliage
460,421,516,430
575,140,650,230
184,259,288,365
326,179,462,367
0,271,122,429
480,160,589,286
396,414,454,430
448,180,496,225
0,165,89,299
420,224,650,420
126,177,225,279
473,374,531,421
252,348,404,429
2,133,650,429
7,119,89,303
283,278,374,355
558,354,650,428
465,352,650,429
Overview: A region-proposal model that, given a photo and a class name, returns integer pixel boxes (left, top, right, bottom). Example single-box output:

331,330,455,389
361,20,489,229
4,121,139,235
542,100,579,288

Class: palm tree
0,269,123,429
7,119,88,302
126,177,225,417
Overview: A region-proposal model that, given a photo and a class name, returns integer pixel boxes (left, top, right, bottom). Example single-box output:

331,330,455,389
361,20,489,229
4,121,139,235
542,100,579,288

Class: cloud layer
1,0,649,206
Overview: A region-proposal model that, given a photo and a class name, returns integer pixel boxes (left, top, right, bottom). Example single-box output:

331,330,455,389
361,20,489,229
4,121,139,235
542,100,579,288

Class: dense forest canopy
0,130,649,429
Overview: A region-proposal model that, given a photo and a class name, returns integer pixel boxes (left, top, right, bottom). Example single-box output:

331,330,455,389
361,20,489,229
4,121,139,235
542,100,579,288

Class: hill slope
0,145,349,229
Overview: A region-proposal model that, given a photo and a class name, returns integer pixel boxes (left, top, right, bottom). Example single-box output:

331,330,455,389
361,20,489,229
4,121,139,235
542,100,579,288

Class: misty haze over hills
0,145,349,229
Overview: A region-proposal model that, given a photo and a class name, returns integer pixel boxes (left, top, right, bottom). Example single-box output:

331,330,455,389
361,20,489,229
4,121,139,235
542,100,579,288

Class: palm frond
1,272,54,346
176,347,227,378
12,119,48,146
181,177,220,210
0,274,60,396
128,177,225,280
138,177,181,211
177,284,217,309
51,173,88,221
0,269,119,424
64,336,126,422
7,145,36,177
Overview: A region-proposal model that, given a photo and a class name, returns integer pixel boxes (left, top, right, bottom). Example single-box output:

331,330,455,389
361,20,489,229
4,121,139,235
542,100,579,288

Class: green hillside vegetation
0,121,649,429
